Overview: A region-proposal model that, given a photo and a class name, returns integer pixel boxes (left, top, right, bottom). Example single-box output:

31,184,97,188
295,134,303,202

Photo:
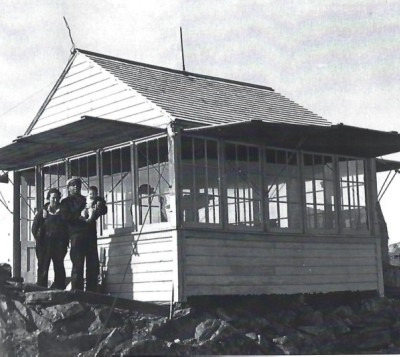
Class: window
339,158,368,231
225,143,261,227
265,149,301,229
181,136,220,224
26,131,372,236
135,138,170,225
102,146,133,230
303,153,336,230
70,154,97,191
42,162,67,199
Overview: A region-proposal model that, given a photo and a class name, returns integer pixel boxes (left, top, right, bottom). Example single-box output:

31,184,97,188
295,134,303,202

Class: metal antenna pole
63,16,76,52
180,27,186,71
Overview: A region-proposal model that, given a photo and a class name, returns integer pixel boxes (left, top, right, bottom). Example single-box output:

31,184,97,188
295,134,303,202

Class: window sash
265,149,301,230
302,153,337,231
102,146,133,230
339,158,368,231
32,135,371,235
181,137,221,225
135,138,170,226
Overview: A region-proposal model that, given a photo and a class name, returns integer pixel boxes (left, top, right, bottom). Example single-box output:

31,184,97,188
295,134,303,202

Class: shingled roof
80,49,331,127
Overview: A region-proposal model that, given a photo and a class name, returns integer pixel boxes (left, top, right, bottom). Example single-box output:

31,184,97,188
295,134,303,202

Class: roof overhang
184,120,400,158
375,158,400,173
0,116,164,170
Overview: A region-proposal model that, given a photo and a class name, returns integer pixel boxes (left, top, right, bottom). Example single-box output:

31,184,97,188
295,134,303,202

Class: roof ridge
76,48,275,92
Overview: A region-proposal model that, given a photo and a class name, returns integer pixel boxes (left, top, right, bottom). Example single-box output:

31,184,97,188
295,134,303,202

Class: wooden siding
182,230,381,298
30,53,172,135
97,230,174,302
45,230,174,302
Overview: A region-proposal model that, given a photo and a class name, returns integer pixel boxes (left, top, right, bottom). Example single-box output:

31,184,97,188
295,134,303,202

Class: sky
1,0,400,262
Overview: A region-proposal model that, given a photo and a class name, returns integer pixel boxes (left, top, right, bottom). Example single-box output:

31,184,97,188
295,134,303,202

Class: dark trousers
36,239,67,289
70,231,99,292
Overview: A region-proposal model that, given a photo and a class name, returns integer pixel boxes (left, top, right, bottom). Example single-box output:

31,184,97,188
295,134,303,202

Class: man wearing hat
60,177,95,291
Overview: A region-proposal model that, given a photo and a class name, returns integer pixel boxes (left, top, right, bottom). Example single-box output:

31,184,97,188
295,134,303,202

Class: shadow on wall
103,235,134,300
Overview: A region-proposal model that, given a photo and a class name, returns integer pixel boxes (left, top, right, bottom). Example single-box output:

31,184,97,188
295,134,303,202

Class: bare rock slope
2,266,400,355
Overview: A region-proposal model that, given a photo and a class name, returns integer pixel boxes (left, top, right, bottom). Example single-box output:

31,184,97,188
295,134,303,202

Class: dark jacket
60,194,87,235
32,203,69,247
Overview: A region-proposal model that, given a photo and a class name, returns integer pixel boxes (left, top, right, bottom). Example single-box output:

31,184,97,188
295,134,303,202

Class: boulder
92,327,132,356
172,306,195,319
272,333,303,355
209,321,239,343
151,309,206,341
332,305,355,318
195,319,221,343
88,306,126,333
350,329,393,352
38,331,107,356
0,296,32,331
55,309,97,334
117,338,170,356
6,328,39,357
41,301,87,323
30,308,54,332
361,297,393,315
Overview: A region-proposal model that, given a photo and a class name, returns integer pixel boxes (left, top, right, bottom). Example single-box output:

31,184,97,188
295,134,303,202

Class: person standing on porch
32,188,69,289
81,185,107,292
60,178,88,291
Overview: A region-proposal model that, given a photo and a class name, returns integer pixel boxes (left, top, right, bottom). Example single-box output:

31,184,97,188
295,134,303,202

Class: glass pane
102,147,133,230
266,148,301,229
302,153,337,230
226,143,260,227
338,158,368,231
136,138,169,226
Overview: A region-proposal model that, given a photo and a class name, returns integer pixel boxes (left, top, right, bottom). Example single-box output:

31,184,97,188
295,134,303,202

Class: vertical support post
333,156,342,235
13,171,21,278
96,150,102,193
168,121,184,302
259,147,267,231
96,150,103,236
168,122,181,228
131,142,138,230
219,139,227,230
367,158,379,235
367,158,384,297
376,238,385,297
35,165,43,211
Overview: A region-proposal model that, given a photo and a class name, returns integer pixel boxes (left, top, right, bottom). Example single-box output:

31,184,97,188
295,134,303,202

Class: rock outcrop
1,267,400,355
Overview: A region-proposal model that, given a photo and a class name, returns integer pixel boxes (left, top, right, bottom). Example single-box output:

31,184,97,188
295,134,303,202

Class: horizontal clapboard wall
182,230,380,297
98,231,174,302
30,53,172,135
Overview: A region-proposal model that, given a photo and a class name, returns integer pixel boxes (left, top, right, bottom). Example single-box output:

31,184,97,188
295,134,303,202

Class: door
20,168,37,284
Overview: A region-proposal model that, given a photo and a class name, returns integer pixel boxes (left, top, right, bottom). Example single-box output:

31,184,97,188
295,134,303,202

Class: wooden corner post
167,121,185,302
13,171,21,278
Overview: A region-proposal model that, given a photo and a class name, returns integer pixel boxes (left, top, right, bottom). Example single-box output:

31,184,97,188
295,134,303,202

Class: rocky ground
2,263,400,355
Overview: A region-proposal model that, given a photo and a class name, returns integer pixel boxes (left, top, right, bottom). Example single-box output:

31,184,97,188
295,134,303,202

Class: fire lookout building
0,49,399,302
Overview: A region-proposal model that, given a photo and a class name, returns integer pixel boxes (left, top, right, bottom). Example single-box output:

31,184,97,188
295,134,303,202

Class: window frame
42,159,68,200
20,168,37,243
224,140,263,232
264,146,303,234
301,151,339,234
133,136,171,231
180,134,223,229
101,143,134,234
337,156,369,235
30,132,373,237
